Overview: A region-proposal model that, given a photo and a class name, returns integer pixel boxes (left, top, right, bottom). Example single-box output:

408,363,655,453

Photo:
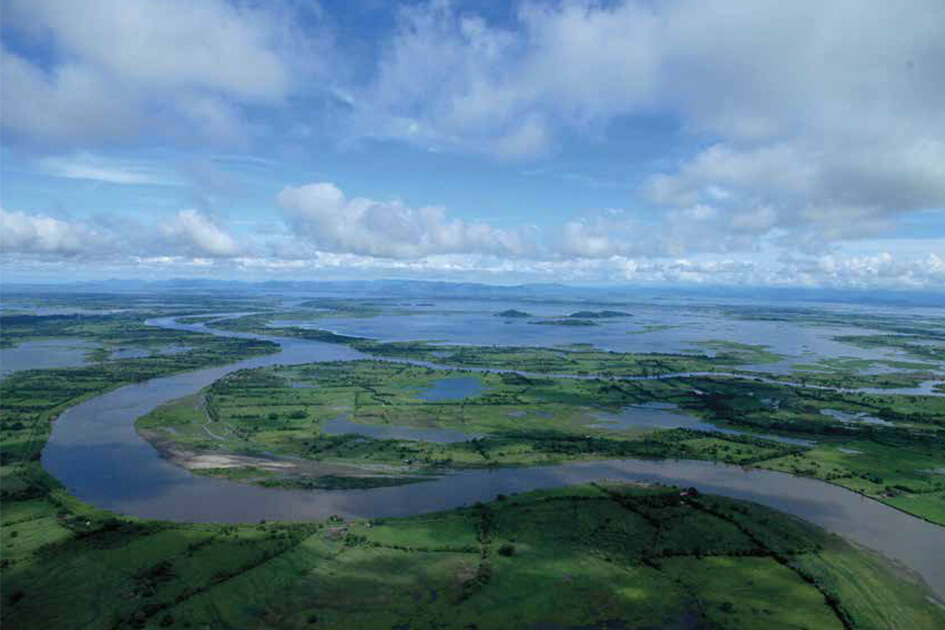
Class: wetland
2,290,944,629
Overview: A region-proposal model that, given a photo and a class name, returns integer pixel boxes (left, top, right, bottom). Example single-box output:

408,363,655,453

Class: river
40,315,945,602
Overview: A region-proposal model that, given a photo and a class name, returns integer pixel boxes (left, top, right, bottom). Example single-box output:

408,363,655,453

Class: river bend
40,316,945,602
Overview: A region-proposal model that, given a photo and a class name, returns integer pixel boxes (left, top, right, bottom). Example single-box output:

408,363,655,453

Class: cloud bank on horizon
1,0,943,290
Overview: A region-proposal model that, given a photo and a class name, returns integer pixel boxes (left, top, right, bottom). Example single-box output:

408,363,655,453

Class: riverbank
4,307,944,628
136,357,945,526
3,483,944,629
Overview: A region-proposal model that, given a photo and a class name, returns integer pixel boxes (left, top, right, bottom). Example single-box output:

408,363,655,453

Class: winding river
40,316,945,602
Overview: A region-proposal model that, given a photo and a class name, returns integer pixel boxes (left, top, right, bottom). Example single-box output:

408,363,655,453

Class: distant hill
495,309,533,318
568,310,632,319
5,277,943,308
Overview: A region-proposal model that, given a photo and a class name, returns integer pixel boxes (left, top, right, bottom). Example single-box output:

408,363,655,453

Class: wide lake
0,339,97,378
271,297,945,376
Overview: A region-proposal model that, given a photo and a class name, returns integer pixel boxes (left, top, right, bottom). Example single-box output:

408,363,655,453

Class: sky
1,0,944,290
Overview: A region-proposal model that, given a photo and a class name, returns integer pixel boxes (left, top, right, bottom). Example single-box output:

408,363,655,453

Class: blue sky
1,0,944,289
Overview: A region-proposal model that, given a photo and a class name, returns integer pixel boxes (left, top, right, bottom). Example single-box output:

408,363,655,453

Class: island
569,310,633,318
530,318,598,326
494,309,533,318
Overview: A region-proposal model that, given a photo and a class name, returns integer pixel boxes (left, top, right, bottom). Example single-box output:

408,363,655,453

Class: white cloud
559,211,647,258
2,1,943,290
0,0,316,148
787,252,945,290
162,209,241,258
38,153,182,186
0,207,242,260
3,199,942,289
13,247,944,290
351,0,945,242
8,0,288,101
644,139,945,244
0,208,98,256
278,182,537,259
494,115,554,160
0,47,141,146
556,204,765,259
353,0,661,159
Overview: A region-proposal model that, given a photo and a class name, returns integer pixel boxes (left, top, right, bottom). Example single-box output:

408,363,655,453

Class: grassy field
3,298,944,628
3,483,943,630
759,439,945,524
136,360,945,524
135,361,805,478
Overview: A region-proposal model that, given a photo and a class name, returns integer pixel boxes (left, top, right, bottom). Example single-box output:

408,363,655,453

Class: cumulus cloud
0,208,99,256
2,1,942,290
774,252,945,290
556,204,767,259
9,0,288,100
352,0,662,158
162,210,241,258
278,182,537,259
358,1,928,149
350,0,945,243
3,199,941,289
0,0,319,148
0,207,241,260
0,47,141,146
644,139,945,246
559,211,647,258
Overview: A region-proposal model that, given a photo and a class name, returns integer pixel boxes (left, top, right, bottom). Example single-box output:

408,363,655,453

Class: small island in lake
495,309,533,318
531,318,598,326
569,310,633,319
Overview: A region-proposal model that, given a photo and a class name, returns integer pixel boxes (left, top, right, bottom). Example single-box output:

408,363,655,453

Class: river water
39,315,945,602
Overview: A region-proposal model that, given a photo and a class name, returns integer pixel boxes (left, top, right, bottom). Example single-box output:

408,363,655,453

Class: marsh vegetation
2,293,943,629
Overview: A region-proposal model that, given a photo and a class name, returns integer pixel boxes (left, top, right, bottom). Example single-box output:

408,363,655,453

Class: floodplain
1,289,944,629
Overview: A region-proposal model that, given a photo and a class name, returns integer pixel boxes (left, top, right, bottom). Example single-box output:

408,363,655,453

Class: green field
3,298,945,629
3,483,943,630
136,359,945,525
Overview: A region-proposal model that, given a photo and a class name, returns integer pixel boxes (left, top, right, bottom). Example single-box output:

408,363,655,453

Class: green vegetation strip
3,484,943,629
1,313,278,503
2,302,943,629
137,360,945,525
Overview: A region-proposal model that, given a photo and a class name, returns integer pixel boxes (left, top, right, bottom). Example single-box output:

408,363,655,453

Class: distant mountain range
3,277,943,307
